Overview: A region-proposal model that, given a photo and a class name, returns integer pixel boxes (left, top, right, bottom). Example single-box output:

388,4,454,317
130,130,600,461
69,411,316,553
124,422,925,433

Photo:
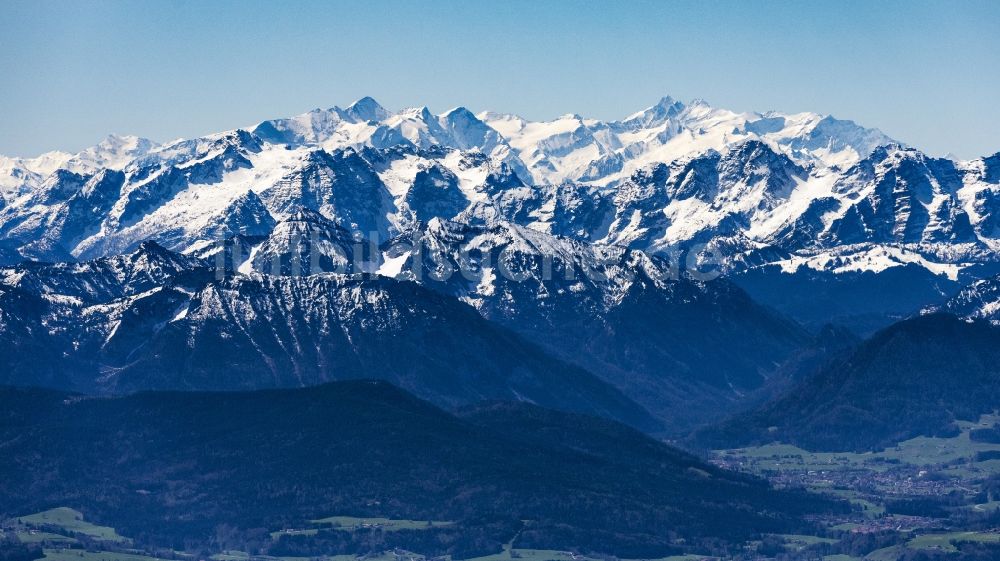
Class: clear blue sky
1,0,998,158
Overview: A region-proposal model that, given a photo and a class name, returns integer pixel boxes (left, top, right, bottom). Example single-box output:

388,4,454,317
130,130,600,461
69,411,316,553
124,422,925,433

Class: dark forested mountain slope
0,382,844,557
695,314,1000,451
731,263,964,336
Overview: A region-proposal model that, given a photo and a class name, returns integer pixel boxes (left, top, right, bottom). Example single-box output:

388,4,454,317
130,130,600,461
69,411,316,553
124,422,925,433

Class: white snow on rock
0,96,997,280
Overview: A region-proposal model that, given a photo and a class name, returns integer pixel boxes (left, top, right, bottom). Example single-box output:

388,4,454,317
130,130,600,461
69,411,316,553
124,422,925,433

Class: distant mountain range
2,97,998,334
3,96,1000,442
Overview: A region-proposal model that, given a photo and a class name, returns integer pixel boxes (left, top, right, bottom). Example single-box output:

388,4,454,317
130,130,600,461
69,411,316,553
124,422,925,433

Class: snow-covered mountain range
2,96,997,278
3,95,1000,429
3,95,998,334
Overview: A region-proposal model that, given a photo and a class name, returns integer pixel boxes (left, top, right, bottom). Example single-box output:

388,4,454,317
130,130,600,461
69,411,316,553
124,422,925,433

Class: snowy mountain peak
345,96,391,122
98,133,154,151
442,106,474,118
81,134,158,168
655,95,678,108
623,96,685,128
132,239,188,263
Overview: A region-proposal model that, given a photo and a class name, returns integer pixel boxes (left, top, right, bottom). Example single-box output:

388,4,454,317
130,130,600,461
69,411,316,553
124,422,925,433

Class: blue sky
1,0,998,158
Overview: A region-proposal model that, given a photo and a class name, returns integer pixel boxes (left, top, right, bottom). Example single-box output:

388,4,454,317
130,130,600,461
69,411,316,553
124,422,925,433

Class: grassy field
17,508,128,543
15,531,78,544
211,551,340,561
716,443,878,473
463,548,715,561
777,534,838,551
907,531,1000,552
717,413,1000,475
855,531,1000,559
812,488,886,518
862,546,905,561
969,500,1000,512
219,532,718,561
879,414,1000,466
309,515,454,531
40,550,169,561
464,548,585,561
213,550,432,561
267,528,318,540
17,545,723,561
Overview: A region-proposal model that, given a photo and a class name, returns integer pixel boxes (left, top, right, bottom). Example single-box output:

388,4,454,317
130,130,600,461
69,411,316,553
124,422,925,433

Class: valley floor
709,413,1000,559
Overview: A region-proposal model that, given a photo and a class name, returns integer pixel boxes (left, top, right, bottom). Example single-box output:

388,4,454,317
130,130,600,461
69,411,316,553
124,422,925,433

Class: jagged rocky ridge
938,271,1000,324
385,218,809,430
0,241,657,431
1,97,997,280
